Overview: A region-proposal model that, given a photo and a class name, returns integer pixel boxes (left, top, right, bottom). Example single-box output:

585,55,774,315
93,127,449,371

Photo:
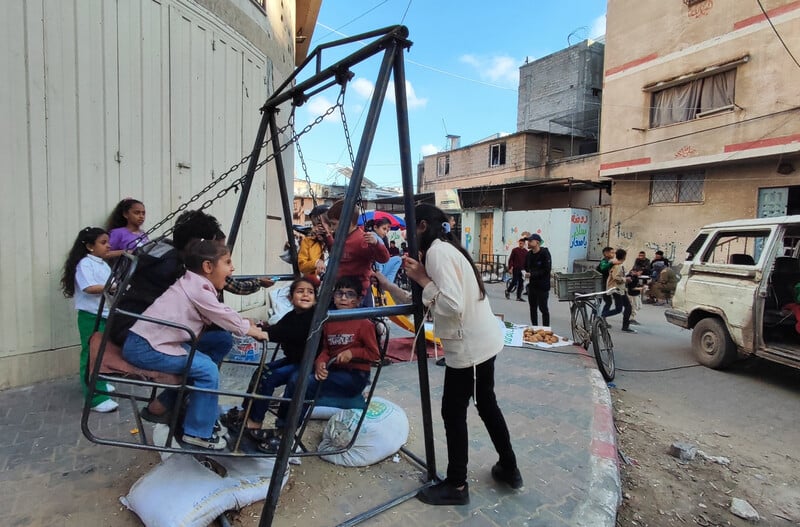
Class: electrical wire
756,0,800,70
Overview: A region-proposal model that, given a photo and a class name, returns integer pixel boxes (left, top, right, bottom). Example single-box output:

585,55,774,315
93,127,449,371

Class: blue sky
292,1,607,189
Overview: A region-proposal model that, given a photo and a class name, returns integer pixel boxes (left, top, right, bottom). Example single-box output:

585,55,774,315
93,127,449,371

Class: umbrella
357,210,406,229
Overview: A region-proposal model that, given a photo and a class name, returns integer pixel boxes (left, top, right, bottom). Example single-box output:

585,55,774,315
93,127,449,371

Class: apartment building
600,0,800,263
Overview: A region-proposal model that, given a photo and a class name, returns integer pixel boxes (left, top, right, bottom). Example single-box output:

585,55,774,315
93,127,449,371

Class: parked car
665,215,800,371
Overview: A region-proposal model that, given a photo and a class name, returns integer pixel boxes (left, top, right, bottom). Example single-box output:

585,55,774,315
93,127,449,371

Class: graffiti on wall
570,213,589,249
644,240,678,262
614,222,634,240
504,225,533,252
465,227,472,251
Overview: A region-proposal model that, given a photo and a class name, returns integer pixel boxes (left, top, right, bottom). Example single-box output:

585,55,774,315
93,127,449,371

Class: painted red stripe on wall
605,53,659,77
734,0,800,30
599,158,651,171
724,133,800,153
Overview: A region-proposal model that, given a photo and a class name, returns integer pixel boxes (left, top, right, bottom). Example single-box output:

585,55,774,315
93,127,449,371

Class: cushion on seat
89,332,182,385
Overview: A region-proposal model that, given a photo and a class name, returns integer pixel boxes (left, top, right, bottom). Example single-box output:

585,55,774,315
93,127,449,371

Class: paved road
491,283,800,483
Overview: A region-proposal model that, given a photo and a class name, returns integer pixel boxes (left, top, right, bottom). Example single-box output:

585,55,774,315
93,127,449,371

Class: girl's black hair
182,239,230,274
106,198,144,230
414,203,487,300
288,277,318,299
60,227,108,298
373,217,392,229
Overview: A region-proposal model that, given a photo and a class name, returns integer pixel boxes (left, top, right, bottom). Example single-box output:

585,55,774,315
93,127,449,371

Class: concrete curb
572,369,621,526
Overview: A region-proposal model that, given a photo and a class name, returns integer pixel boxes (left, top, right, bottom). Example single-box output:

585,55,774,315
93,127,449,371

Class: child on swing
122,239,268,451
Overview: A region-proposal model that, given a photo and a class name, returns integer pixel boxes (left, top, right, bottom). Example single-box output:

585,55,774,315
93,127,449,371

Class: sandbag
120,453,288,527
318,397,408,467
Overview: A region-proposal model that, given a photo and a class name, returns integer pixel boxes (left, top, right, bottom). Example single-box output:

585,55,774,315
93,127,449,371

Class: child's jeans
247,358,299,423
275,368,370,429
123,332,219,439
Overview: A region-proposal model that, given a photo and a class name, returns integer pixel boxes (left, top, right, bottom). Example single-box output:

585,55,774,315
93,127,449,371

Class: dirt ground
613,389,800,527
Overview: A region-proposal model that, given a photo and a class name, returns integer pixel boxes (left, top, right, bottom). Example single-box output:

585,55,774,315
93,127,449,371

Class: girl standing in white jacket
404,204,523,506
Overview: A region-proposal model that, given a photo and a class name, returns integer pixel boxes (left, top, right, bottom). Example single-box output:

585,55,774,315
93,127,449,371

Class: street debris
729,497,760,521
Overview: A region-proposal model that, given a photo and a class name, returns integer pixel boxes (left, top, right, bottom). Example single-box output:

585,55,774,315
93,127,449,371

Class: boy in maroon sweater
265,276,380,452
324,200,389,306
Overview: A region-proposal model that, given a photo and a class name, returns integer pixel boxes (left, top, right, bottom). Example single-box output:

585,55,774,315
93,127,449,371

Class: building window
649,69,735,127
489,143,506,167
650,172,705,204
437,155,450,177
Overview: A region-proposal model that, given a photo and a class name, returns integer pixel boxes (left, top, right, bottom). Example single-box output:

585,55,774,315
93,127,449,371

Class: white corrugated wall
0,0,291,388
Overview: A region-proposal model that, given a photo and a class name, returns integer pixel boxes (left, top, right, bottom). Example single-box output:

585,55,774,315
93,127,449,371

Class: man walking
525,234,552,326
505,238,528,301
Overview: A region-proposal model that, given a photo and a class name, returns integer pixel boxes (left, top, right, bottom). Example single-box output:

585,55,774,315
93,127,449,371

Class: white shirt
421,239,504,368
74,254,111,317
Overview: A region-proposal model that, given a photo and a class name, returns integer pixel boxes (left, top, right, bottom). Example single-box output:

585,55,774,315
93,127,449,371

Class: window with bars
489,143,506,167
650,172,705,204
437,155,450,177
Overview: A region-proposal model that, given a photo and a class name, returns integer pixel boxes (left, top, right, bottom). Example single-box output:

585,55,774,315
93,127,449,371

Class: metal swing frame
80,25,437,527
227,25,438,527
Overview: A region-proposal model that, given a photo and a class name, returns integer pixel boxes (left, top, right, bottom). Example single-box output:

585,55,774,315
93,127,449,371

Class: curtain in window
699,69,734,114
650,81,702,127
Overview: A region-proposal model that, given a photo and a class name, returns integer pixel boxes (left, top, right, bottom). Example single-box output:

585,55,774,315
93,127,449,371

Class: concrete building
419,39,610,270
0,0,321,389
600,0,800,263
518,38,604,155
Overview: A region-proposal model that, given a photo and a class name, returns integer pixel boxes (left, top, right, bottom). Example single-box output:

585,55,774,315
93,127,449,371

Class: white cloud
420,144,439,156
386,80,428,109
304,95,340,124
351,77,375,99
460,54,519,87
589,14,606,39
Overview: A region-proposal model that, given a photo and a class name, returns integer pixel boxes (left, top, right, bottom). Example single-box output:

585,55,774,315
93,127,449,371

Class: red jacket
507,246,528,270
327,227,390,291
316,319,380,373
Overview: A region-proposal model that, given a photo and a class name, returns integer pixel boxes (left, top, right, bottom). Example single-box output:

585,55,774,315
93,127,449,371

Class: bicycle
569,289,617,381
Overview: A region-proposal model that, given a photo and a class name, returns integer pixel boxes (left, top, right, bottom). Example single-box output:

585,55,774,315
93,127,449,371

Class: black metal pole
258,39,401,527
227,107,271,249
392,48,438,481
269,111,300,276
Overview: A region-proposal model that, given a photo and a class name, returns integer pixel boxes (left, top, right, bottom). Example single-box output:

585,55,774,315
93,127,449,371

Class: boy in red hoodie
324,200,389,307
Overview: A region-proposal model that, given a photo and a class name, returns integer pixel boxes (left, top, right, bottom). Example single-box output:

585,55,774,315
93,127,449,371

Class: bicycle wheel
570,303,591,348
591,317,616,381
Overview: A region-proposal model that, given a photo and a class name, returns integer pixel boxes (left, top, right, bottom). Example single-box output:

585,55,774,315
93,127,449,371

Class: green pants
77,310,111,407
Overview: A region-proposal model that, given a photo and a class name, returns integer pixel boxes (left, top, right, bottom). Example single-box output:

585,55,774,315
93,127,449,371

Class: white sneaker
91,399,119,413
105,383,116,393
182,433,227,451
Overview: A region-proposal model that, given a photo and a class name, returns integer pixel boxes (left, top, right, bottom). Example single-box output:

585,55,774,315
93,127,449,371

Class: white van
666,215,800,370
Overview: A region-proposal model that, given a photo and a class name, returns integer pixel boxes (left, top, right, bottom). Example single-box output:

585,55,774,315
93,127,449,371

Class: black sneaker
504,290,510,299
621,327,637,333
416,480,469,506
435,357,446,367
491,463,524,489
629,319,641,326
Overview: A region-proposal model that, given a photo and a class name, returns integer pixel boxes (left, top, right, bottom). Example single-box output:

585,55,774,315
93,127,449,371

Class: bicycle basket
553,270,604,301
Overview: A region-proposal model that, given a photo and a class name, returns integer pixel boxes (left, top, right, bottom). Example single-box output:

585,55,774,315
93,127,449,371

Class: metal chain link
338,83,368,221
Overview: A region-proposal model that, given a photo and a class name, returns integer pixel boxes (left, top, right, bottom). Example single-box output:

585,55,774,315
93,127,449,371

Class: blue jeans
376,256,402,284
152,329,232,414
248,358,300,423
275,368,370,429
123,332,219,438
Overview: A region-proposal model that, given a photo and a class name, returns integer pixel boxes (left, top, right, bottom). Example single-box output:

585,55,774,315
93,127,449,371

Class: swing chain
337,84,367,221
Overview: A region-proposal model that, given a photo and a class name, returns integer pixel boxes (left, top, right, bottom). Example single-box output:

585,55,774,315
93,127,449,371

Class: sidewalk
0,287,620,527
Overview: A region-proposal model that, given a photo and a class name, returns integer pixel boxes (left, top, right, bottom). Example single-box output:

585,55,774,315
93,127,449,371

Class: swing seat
88,332,182,385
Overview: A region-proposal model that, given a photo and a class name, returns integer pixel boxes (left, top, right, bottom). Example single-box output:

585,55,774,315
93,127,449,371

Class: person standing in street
404,204,523,506
524,233,552,326
504,238,528,301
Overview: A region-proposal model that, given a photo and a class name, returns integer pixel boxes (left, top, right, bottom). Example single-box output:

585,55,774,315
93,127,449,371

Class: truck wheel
692,318,737,369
